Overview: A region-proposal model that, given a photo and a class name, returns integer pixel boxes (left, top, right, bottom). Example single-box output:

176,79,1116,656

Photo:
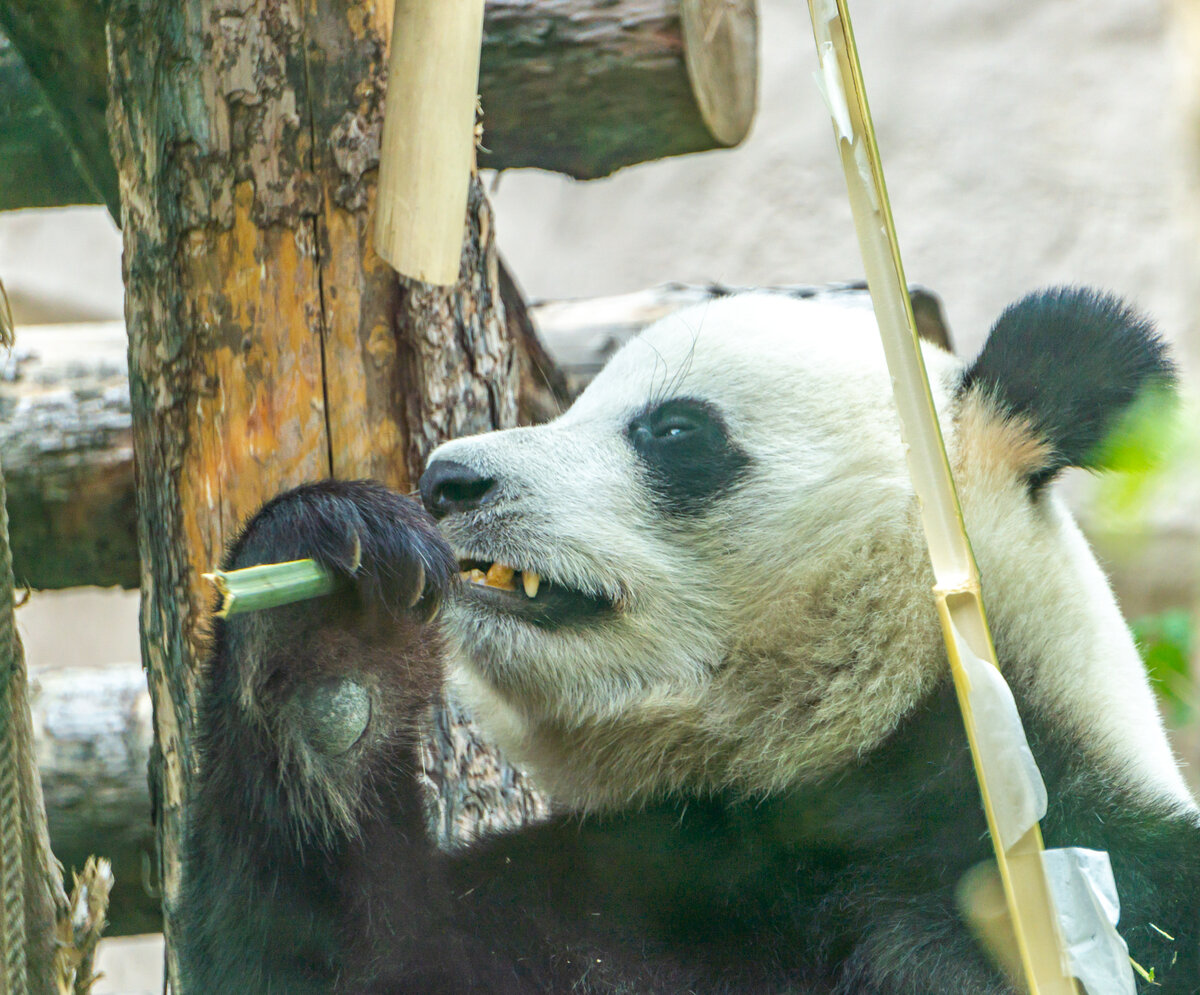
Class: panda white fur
181,287,1200,994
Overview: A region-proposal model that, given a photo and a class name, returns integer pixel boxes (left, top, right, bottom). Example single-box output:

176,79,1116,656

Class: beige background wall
489,0,1198,372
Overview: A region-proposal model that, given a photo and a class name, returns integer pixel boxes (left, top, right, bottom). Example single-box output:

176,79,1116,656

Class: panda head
423,288,1191,811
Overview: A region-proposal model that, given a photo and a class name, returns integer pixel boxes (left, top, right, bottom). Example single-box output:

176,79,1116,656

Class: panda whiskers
642,331,700,411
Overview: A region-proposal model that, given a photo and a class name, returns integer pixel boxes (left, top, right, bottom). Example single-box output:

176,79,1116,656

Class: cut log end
374,0,485,285
478,0,759,179
680,0,758,148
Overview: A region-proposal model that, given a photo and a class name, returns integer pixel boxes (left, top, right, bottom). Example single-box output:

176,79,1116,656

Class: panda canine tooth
484,563,517,591
522,571,541,599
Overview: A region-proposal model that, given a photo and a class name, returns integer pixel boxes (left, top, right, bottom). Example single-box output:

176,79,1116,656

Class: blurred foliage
1133,609,1196,725
1085,385,1198,726
1091,383,1180,476
1090,386,1190,531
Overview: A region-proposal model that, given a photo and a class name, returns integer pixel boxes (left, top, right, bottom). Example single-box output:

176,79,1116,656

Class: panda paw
226,479,457,622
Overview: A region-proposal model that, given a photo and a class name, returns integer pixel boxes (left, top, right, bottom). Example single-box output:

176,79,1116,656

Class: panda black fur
181,287,1200,994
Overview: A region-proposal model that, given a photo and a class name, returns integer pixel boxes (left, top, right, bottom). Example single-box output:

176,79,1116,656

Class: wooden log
29,663,157,938
529,280,953,381
0,0,759,214
0,323,137,591
105,1,542,986
478,0,758,178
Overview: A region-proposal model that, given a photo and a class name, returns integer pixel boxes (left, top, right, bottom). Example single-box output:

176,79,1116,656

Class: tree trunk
105,1,540,989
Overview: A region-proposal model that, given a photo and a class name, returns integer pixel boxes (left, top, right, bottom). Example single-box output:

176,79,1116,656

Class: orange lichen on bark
317,188,409,490
177,181,330,650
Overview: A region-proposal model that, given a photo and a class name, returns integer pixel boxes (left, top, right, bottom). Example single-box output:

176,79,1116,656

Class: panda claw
404,561,426,611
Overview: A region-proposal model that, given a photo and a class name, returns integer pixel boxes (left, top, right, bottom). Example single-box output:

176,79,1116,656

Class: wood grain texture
478,0,758,177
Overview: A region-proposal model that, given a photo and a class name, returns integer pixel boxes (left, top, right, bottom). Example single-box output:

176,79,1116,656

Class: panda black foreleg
178,481,460,994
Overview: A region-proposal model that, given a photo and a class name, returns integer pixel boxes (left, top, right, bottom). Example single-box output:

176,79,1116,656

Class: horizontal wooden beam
0,0,758,214
478,0,758,178
30,662,158,937
0,322,137,589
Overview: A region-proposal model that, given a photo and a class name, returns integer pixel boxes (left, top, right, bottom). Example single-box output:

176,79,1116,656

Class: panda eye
627,401,709,445
652,414,699,440
626,398,751,516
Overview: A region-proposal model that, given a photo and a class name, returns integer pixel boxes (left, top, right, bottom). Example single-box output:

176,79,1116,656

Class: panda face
425,291,1192,812
424,295,957,807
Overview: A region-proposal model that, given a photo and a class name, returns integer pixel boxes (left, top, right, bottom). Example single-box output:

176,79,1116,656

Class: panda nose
419,460,498,519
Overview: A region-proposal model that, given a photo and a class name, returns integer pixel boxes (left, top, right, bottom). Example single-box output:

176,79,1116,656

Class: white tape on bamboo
375,0,486,286
802,2,1124,992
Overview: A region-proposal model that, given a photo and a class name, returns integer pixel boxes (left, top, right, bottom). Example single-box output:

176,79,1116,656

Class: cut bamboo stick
375,0,487,286
204,559,337,618
803,2,1084,992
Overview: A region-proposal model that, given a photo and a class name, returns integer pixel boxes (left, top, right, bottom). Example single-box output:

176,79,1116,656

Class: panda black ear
959,287,1175,493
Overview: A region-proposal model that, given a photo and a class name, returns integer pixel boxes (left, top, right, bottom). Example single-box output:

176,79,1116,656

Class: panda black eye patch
626,398,751,516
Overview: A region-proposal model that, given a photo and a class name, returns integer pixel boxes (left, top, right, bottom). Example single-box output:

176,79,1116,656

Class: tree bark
480,0,757,178
105,1,542,988
0,0,758,214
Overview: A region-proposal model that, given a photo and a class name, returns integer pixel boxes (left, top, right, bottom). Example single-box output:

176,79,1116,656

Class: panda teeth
458,561,540,598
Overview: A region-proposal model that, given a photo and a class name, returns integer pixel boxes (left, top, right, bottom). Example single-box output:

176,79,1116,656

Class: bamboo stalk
375,0,487,286
203,559,337,619
803,2,1084,992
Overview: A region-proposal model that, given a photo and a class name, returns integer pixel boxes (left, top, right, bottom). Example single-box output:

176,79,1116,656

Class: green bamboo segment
204,559,338,618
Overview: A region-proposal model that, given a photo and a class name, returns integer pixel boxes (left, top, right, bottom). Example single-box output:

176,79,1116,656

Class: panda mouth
456,558,615,627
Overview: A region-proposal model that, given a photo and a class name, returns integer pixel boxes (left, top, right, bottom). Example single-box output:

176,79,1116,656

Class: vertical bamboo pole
375,0,487,285
803,2,1082,992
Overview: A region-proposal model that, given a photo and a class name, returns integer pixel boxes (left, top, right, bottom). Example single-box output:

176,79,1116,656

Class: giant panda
180,287,1200,994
